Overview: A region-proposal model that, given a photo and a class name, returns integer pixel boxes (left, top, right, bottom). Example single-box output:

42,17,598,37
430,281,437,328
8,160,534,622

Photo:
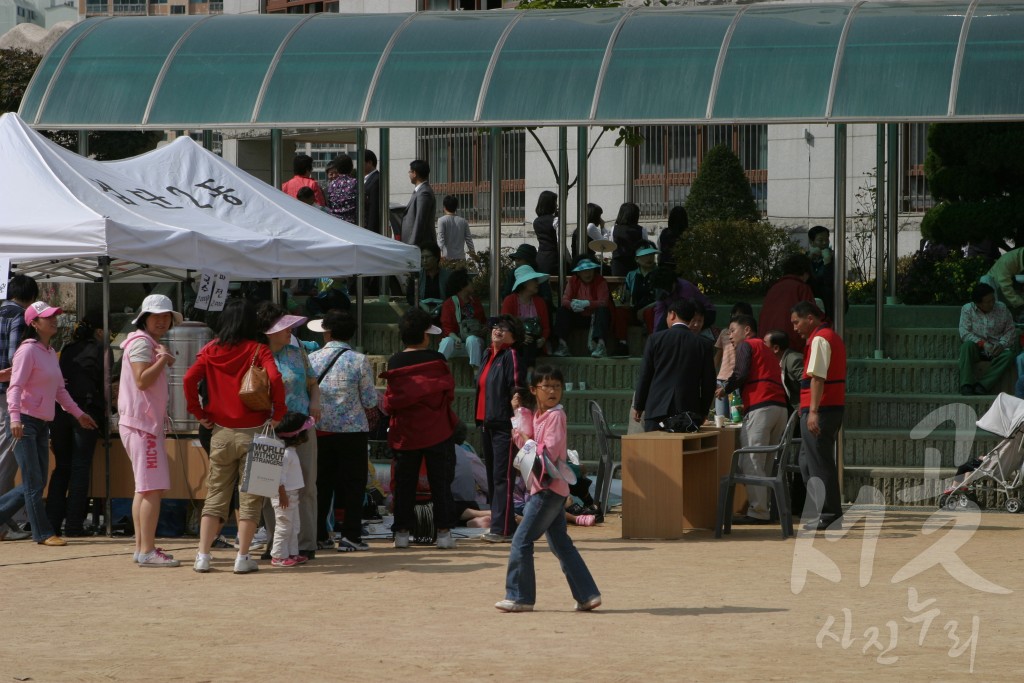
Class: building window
420,0,504,9
900,123,934,214
631,124,767,220
417,127,526,224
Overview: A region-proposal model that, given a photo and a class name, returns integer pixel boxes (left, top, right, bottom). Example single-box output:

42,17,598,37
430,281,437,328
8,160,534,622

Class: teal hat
571,259,601,273
636,245,660,258
512,265,548,292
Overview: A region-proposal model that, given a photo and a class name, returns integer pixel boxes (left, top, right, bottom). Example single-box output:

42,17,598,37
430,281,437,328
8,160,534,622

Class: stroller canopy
975,393,1024,438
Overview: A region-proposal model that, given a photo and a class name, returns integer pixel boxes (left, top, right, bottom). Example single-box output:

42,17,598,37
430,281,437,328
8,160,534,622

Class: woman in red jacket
380,308,459,550
500,265,550,371
184,298,287,575
438,269,487,369
552,258,612,358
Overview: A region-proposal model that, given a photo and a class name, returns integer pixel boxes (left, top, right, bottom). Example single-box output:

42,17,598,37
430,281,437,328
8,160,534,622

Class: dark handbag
238,348,271,412
453,296,485,339
658,411,703,433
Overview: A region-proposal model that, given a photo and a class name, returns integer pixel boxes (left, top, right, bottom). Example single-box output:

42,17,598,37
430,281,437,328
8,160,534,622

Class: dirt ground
2,508,1023,682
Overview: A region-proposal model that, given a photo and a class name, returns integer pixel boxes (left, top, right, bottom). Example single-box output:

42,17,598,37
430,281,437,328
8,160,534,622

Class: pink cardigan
512,404,570,497
8,339,84,423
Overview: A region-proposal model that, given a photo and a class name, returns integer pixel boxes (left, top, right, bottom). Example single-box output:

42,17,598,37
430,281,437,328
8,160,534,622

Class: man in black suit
400,159,437,249
632,298,716,433
363,150,381,234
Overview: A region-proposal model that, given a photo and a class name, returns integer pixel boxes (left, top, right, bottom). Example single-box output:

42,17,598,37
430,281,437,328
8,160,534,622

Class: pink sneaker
574,514,596,527
270,557,298,568
290,554,309,565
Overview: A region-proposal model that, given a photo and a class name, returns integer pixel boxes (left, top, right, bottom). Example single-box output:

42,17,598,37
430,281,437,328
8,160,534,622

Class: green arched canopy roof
19,1,1024,129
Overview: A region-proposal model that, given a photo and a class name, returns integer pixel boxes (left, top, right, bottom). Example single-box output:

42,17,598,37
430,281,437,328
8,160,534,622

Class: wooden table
703,423,747,514
21,435,210,500
621,430,719,538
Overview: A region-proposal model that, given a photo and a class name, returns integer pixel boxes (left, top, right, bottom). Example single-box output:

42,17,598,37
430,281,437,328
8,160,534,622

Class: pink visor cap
266,314,309,335
25,301,62,325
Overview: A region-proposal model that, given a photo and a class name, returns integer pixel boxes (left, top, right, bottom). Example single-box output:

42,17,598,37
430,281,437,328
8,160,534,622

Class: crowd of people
0,174,859,605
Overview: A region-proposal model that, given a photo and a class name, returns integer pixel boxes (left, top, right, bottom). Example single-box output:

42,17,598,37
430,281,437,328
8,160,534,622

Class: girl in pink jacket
0,302,97,546
495,366,601,613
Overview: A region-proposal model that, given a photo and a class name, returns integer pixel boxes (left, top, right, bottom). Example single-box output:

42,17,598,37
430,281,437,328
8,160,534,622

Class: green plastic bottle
729,392,743,423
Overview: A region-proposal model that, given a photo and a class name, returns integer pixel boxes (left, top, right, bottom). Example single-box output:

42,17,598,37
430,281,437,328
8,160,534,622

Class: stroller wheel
1005,497,1022,514
937,493,949,510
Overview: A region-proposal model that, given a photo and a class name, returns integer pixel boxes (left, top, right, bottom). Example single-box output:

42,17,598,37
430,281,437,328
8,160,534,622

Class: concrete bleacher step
846,358,1016,395
843,427,1000,468
844,327,962,360
452,387,634,426
845,393,999,430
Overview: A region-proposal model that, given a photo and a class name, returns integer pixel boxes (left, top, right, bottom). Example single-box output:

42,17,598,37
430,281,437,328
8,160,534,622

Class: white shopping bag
240,423,285,498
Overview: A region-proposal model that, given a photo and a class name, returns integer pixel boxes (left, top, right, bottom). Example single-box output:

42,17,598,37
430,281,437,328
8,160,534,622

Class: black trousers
46,410,98,534
554,306,610,345
392,440,455,534
799,408,844,522
482,425,516,537
316,432,370,544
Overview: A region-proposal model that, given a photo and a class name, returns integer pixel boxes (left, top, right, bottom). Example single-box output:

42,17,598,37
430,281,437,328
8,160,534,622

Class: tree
921,123,1024,248
1,47,161,160
684,144,760,227
1,48,41,114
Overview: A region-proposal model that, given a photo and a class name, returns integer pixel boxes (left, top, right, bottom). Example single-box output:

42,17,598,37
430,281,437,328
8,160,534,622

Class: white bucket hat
131,294,183,326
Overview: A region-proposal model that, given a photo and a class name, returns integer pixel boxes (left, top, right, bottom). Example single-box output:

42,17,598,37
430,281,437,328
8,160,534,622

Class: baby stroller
938,393,1024,513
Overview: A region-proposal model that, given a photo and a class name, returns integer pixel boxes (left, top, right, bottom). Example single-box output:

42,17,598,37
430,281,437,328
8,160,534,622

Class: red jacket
759,274,816,354
500,294,551,341
381,358,458,450
800,325,847,412
561,274,610,314
184,340,286,428
440,295,486,338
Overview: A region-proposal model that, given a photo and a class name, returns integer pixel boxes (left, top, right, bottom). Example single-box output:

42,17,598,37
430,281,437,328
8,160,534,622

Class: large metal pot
164,321,212,432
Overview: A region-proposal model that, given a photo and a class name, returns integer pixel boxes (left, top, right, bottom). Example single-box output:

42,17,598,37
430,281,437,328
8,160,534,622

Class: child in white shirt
270,445,306,568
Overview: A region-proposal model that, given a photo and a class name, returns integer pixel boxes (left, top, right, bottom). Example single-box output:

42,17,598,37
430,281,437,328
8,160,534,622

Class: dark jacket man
400,159,437,249
632,298,716,432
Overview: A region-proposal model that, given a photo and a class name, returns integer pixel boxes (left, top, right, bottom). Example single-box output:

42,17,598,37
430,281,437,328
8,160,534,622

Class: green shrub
684,145,761,227
898,248,989,305
672,220,802,296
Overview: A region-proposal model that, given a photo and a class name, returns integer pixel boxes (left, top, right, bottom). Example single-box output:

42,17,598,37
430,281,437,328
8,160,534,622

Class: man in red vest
717,314,789,524
790,301,846,531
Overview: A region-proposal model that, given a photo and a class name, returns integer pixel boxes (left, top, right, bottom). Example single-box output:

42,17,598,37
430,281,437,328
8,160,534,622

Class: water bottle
729,392,743,423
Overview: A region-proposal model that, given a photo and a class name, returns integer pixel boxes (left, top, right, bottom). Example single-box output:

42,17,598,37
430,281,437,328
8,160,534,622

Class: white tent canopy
0,112,419,282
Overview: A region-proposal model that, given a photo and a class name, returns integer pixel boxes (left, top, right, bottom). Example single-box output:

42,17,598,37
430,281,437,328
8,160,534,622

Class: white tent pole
101,256,112,536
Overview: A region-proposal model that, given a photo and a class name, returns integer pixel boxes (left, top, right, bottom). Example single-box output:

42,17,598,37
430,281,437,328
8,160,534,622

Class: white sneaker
233,554,259,574
394,531,410,549
591,341,607,358
552,340,570,357
139,549,181,568
193,553,211,573
250,526,268,550
495,599,533,613
574,595,602,611
436,531,456,549
338,537,369,552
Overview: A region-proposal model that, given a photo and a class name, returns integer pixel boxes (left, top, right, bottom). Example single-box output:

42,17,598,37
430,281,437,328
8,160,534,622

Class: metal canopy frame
19,1,1024,130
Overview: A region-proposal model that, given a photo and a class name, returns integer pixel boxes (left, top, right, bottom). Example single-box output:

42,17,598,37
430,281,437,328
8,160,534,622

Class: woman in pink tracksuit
118,295,182,568
0,302,97,546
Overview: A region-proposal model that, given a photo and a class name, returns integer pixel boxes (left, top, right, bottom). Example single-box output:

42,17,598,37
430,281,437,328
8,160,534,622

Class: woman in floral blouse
325,154,358,224
257,302,321,559
307,310,379,552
